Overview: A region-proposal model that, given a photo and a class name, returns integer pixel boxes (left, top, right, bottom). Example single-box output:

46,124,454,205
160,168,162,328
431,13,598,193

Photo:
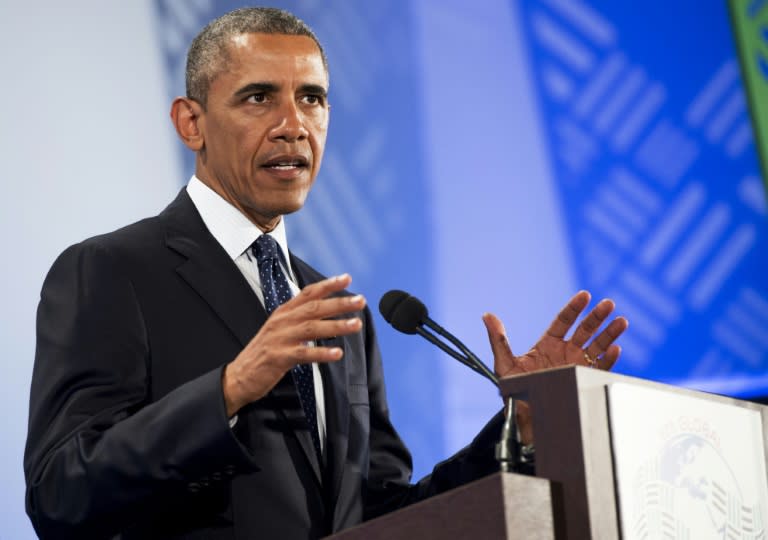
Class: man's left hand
483,290,628,444
483,290,628,377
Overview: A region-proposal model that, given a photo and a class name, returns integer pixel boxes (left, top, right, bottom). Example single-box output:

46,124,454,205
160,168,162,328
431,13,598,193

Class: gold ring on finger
583,351,598,367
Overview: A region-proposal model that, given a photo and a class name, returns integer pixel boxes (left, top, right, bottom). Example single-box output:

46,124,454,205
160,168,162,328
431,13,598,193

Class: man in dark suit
24,7,627,539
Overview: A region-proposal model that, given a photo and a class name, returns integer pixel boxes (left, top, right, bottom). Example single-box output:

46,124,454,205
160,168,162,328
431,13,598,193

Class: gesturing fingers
291,317,363,342
291,273,354,305
597,344,621,371
261,296,366,356
540,290,628,373
570,298,615,348
275,273,367,326
277,293,366,322
546,290,591,339
483,312,515,376
224,275,365,414
288,342,344,364
584,316,629,368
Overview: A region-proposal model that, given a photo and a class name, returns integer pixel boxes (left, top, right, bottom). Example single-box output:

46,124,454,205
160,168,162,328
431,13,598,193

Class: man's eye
246,94,267,104
302,95,324,105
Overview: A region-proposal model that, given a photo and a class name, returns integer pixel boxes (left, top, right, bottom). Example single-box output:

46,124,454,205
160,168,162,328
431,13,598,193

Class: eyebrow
233,82,279,98
299,84,328,98
233,82,328,99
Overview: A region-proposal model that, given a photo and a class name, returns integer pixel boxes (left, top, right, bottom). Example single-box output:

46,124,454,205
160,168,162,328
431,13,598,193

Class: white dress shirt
186,176,326,452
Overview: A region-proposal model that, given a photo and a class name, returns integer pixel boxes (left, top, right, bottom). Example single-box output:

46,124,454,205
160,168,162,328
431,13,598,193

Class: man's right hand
222,273,365,416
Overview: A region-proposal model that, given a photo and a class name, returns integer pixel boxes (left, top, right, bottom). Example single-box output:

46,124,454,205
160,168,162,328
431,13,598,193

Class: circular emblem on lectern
631,432,765,539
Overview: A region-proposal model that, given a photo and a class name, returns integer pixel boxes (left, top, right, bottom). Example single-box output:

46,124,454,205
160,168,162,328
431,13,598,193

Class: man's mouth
261,155,309,170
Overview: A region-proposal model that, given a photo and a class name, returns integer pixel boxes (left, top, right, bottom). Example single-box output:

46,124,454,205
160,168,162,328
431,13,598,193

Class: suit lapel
163,190,267,348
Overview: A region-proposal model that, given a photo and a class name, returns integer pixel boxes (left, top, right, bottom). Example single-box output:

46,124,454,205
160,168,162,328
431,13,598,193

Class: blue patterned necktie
252,234,322,461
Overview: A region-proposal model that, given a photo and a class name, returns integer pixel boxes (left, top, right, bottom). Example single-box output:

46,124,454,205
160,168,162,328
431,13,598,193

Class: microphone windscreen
388,295,428,334
379,289,409,323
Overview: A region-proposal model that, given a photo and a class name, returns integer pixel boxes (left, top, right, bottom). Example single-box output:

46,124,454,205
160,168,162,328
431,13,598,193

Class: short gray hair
186,7,328,107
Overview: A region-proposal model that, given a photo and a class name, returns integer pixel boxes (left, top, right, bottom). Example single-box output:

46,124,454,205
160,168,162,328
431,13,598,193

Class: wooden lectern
326,366,768,539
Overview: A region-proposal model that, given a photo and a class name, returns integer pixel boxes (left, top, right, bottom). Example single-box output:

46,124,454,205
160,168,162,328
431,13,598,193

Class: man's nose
268,100,309,142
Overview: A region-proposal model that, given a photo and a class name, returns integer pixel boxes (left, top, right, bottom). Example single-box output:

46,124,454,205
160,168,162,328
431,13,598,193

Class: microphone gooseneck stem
379,289,525,472
414,327,487,378
495,396,520,472
423,317,499,386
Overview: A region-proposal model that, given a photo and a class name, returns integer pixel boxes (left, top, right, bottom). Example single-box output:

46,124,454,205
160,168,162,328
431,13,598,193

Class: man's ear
170,97,205,151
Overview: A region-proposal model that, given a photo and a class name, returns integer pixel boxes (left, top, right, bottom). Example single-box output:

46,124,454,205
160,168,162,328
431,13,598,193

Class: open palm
484,290,628,377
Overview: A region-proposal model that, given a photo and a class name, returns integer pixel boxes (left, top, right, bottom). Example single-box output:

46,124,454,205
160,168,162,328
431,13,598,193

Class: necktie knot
252,234,281,265
251,235,292,315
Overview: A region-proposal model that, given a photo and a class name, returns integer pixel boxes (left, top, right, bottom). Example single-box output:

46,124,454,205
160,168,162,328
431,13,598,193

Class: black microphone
379,289,525,473
378,290,498,386
379,290,425,334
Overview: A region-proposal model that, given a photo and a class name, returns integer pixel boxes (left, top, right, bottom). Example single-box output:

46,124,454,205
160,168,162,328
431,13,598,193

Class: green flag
729,0,768,191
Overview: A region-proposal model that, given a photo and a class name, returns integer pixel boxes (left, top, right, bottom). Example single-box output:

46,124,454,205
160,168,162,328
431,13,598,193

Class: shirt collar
186,175,292,270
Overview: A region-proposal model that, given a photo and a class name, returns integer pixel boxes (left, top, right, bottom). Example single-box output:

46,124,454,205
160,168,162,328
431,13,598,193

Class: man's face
195,33,329,230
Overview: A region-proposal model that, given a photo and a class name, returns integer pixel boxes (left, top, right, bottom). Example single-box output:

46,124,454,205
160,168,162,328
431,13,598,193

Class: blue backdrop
518,0,768,392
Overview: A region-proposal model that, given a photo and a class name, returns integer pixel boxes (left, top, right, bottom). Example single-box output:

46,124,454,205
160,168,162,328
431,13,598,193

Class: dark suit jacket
25,190,503,539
